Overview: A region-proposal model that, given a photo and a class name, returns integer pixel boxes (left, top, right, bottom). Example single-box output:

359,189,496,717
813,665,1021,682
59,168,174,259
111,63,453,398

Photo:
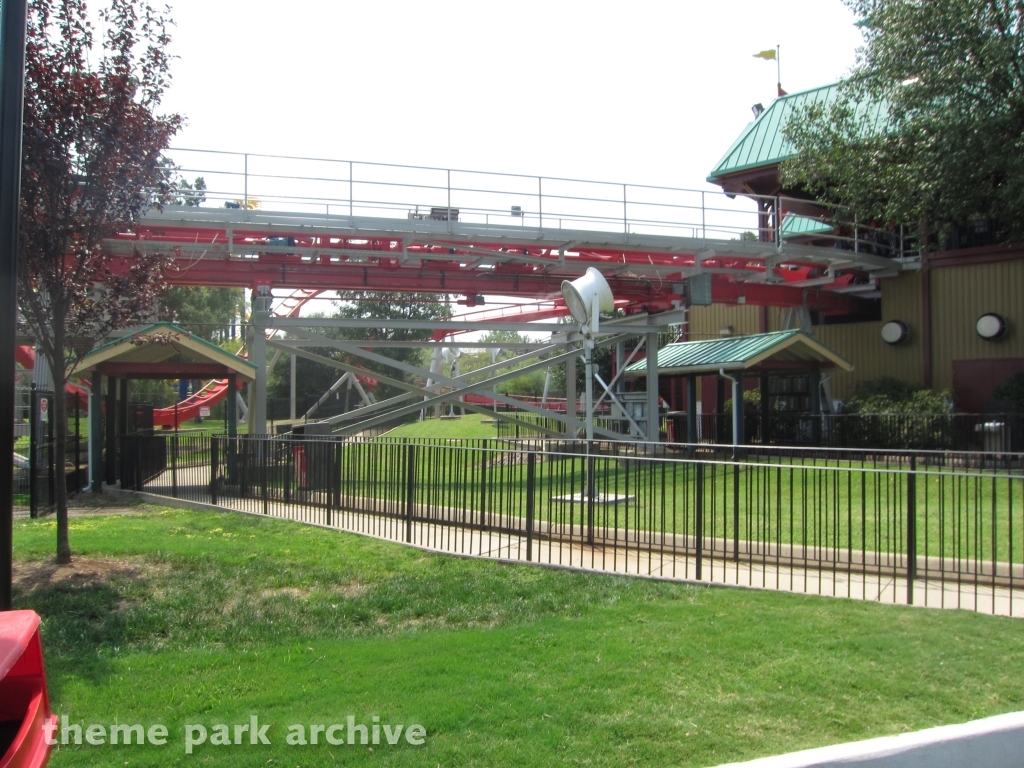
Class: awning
77,322,256,382
624,330,853,377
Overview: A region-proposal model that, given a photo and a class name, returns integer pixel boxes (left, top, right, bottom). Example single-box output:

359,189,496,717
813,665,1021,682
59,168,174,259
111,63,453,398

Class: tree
160,286,243,342
18,0,181,563
781,0,1024,245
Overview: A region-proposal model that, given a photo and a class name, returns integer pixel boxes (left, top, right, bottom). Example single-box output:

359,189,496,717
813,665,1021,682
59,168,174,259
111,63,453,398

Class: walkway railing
121,434,1024,617
161,148,917,259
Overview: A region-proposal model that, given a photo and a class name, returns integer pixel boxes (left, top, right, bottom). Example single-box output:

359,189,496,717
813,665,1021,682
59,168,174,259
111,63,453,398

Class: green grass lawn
383,413,499,440
12,508,1024,767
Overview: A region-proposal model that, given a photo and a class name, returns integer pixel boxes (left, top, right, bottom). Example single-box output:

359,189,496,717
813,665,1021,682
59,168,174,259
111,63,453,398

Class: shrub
991,371,1024,412
841,377,952,414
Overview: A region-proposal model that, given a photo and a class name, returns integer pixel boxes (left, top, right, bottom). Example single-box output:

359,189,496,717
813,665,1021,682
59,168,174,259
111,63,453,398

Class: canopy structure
624,330,853,378
78,322,256,382
78,323,255,492
624,330,853,448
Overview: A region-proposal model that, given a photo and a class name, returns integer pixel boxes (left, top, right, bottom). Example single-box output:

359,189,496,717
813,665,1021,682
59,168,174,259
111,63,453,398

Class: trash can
0,610,56,768
975,422,1009,453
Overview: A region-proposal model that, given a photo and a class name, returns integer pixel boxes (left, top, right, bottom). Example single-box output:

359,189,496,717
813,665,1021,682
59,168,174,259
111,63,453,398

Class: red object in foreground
0,611,55,768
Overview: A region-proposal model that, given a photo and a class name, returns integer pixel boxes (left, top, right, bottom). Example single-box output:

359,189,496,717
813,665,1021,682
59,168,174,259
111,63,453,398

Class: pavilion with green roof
78,322,255,490
624,330,853,446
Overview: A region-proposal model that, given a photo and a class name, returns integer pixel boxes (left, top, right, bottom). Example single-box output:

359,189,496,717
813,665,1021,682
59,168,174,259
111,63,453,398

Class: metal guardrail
161,148,919,260
126,433,1023,616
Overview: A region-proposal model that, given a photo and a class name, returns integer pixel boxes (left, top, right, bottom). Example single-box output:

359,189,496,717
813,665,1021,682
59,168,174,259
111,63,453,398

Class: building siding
929,258,1024,392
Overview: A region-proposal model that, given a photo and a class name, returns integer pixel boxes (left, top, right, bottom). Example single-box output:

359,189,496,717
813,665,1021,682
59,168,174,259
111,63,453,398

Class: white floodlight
560,268,616,446
561,268,613,328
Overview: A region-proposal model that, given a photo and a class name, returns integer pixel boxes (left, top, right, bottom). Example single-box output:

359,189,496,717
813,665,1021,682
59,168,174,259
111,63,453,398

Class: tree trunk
51,367,71,564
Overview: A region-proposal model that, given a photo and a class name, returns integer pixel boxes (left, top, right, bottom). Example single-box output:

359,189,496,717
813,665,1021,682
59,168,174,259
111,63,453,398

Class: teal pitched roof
781,213,835,240
707,83,888,183
624,330,853,376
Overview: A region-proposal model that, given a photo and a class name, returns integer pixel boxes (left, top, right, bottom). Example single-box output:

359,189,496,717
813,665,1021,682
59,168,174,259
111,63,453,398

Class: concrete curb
711,710,1024,768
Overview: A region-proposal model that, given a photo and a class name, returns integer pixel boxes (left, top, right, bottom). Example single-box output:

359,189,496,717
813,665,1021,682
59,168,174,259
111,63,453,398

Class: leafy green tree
160,287,242,342
18,0,181,563
781,0,1024,244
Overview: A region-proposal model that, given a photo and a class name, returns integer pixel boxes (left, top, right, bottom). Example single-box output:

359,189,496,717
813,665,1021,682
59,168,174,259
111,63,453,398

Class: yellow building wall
811,271,925,400
686,303,761,340
928,259,1024,392
684,258,1023,403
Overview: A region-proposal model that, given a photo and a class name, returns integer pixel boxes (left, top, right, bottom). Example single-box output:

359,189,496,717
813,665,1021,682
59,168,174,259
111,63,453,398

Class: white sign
199,406,211,418
40,398,49,422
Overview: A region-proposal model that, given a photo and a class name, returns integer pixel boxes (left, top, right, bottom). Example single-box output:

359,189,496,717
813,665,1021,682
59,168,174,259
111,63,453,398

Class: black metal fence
121,433,1024,616
495,410,1024,453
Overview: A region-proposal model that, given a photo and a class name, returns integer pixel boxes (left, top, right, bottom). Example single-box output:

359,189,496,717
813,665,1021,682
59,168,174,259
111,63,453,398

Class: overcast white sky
161,0,865,192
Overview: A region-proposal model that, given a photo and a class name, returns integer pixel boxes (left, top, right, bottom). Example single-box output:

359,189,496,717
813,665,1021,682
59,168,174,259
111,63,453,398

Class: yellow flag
753,49,777,60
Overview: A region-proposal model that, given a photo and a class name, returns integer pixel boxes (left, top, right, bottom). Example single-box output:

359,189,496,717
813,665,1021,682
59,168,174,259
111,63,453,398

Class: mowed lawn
11,508,1024,767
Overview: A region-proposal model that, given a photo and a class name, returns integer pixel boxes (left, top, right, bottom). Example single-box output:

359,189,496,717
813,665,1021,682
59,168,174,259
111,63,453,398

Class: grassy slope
383,413,498,440
12,510,1024,767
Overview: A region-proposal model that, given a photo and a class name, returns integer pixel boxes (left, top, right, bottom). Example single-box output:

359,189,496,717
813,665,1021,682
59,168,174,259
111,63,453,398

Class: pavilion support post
760,373,770,446
686,375,698,451
809,367,822,446
105,376,116,485
227,372,238,483
116,378,128,483
716,375,726,445
645,332,659,442
90,371,102,492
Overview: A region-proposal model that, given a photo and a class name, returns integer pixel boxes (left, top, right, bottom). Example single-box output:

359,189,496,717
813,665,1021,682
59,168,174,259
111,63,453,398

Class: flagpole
777,45,781,96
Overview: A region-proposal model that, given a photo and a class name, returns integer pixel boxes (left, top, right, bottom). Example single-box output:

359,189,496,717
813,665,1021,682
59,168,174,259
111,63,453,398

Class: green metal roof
624,330,853,376
781,213,835,240
80,322,257,378
707,83,888,183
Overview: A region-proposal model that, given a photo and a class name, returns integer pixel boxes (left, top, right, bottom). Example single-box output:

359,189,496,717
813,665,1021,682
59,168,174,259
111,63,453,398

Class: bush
991,371,1024,412
841,377,952,415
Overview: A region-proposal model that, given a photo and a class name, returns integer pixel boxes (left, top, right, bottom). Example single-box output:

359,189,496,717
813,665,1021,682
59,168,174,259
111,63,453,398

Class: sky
161,0,865,194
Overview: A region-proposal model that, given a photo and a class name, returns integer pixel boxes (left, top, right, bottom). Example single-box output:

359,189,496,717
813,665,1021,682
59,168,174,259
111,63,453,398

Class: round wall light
976,313,1006,340
881,320,909,345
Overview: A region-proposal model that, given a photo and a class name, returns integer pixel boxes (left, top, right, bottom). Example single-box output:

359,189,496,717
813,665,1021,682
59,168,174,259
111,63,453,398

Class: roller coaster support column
565,346,576,434
248,286,270,435
646,332,660,442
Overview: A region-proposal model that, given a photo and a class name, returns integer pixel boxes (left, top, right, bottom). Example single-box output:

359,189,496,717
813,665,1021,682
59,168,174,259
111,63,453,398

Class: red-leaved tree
18,0,182,562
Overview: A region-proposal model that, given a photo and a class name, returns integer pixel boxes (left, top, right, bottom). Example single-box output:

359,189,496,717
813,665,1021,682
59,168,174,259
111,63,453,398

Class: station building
691,82,1024,414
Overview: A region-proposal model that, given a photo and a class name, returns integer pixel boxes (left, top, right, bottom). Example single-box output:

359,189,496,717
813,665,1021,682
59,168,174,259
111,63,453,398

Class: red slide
16,346,89,408
153,378,241,429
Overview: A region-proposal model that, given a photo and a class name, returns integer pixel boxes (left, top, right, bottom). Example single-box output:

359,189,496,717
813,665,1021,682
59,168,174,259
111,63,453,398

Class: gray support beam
248,293,269,435
565,345,576,428
645,332,660,441
289,354,297,421
90,372,103,492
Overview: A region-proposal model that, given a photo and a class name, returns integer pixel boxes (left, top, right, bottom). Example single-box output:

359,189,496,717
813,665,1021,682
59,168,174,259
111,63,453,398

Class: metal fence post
171,433,178,498
28,383,36,518
907,454,917,605
405,442,416,543
695,461,704,580
526,452,536,561
261,438,269,515
210,436,218,505
733,462,740,562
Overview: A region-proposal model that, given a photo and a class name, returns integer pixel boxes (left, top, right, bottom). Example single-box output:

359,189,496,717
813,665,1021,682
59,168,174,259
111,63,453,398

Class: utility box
0,610,56,768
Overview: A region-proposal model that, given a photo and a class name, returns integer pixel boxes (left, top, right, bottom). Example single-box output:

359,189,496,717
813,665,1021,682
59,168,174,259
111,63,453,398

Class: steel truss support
267,334,636,439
